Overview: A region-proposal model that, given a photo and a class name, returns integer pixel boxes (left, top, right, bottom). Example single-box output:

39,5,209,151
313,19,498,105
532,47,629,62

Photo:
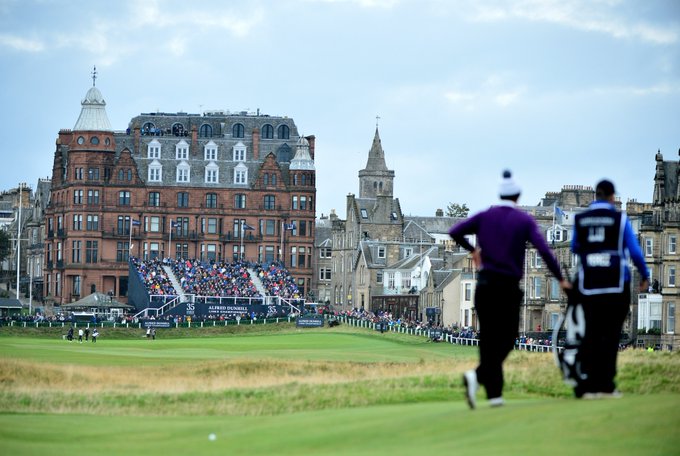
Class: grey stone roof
434,269,461,291
60,292,133,309
125,137,300,189
364,127,388,171
315,219,332,247
354,197,402,224
0,298,22,309
73,86,112,131
290,137,315,171
404,216,460,235
388,247,437,270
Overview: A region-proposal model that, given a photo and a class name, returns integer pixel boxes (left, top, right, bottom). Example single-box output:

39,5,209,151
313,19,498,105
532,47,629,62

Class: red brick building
44,80,316,305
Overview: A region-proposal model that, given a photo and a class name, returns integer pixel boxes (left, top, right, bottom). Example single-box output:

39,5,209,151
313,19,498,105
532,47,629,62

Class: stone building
43,78,316,305
326,127,472,322
312,211,334,305
329,128,404,312
24,179,51,303
1,184,33,296
631,150,680,349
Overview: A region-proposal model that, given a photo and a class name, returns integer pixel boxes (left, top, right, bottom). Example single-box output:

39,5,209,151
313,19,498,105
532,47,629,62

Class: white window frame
667,303,675,334
204,141,217,161
205,164,219,184
669,235,677,255
147,140,161,159
378,246,386,259
319,267,331,281
176,163,190,183
147,216,161,233
234,163,247,185
532,276,543,298
387,272,395,289
645,238,653,257
206,218,218,234
550,278,561,300
175,140,189,160
148,160,162,182
668,265,676,287
233,142,246,162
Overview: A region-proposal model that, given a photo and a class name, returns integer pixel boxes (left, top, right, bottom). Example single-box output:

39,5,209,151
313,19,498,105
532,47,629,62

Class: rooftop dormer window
204,141,217,161
176,140,189,160
176,162,190,183
262,124,274,139
277,124,290,139
233,142,246,162
147,140,161,159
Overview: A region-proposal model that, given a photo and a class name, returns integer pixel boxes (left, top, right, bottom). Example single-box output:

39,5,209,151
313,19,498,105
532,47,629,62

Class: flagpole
240,219,244,261
16,182,24,300
280,221,285,264
169,219,173,259
553,202,556,233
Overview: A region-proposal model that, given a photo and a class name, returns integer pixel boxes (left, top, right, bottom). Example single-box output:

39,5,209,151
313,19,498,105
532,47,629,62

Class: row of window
147,162,247,184
76,136,111,146
644,235,678,256
147,140,247,161
61,213,312,238
46,241,98,264
123,241,310,270
73,167,134,183
69,188,313,212
142,122,291,140
48,236,313,269
45,272,129,299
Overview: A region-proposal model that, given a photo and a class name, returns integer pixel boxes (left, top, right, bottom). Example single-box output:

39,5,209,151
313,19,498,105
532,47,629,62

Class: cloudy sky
0,0,678,217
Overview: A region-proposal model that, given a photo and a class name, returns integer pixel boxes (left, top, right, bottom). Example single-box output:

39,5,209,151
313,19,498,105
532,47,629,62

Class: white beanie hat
499,170,521,197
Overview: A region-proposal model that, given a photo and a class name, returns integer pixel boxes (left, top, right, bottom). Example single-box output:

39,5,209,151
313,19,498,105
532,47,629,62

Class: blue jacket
570,201,649,283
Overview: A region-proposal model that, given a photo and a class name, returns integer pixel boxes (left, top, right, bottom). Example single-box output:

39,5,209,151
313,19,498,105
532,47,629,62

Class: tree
446,202,470,218
0,229,10,264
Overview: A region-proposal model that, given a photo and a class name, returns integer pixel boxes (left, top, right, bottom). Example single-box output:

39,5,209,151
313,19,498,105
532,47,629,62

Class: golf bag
552,288,587,388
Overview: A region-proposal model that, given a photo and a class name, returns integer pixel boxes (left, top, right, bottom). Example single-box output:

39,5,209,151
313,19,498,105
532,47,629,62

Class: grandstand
127,258,304,319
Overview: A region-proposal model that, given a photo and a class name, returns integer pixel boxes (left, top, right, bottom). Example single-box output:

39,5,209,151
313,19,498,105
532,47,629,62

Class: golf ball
208,433,217,441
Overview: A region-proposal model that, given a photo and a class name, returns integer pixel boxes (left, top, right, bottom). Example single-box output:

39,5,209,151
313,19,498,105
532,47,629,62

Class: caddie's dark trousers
577,284,631,395
474,271,523,399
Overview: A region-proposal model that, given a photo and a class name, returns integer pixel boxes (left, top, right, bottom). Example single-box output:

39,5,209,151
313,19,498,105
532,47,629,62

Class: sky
0,0,678,217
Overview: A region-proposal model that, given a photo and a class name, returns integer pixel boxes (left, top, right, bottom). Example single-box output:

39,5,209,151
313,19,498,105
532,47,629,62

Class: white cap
499,170,521,197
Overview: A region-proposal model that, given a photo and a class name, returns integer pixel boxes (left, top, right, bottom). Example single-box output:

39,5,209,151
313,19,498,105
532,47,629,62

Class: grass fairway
1,325,679,455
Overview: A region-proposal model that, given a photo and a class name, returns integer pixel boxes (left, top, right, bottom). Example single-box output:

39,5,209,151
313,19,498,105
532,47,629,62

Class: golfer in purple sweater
449,170,571,409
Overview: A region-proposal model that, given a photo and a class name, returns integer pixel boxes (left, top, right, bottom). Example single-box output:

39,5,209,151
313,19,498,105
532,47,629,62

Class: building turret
358,127,395,198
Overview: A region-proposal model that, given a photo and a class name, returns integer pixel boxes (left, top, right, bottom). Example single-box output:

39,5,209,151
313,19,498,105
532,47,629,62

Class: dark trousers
577,284,630,395
474,271,523,399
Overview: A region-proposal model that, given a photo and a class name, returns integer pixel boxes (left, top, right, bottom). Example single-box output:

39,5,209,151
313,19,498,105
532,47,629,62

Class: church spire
358,125,394,199
364,127,388,172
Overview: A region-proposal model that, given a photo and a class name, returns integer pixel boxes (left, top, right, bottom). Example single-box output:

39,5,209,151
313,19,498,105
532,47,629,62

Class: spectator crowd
131,257,301,300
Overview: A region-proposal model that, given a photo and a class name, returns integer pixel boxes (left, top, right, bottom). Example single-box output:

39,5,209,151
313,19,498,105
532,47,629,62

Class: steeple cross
91,65,97,87
375,115,380,128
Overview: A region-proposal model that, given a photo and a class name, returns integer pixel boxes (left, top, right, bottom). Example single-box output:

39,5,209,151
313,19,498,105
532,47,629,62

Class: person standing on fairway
570,179,649,398
448,170,570,409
